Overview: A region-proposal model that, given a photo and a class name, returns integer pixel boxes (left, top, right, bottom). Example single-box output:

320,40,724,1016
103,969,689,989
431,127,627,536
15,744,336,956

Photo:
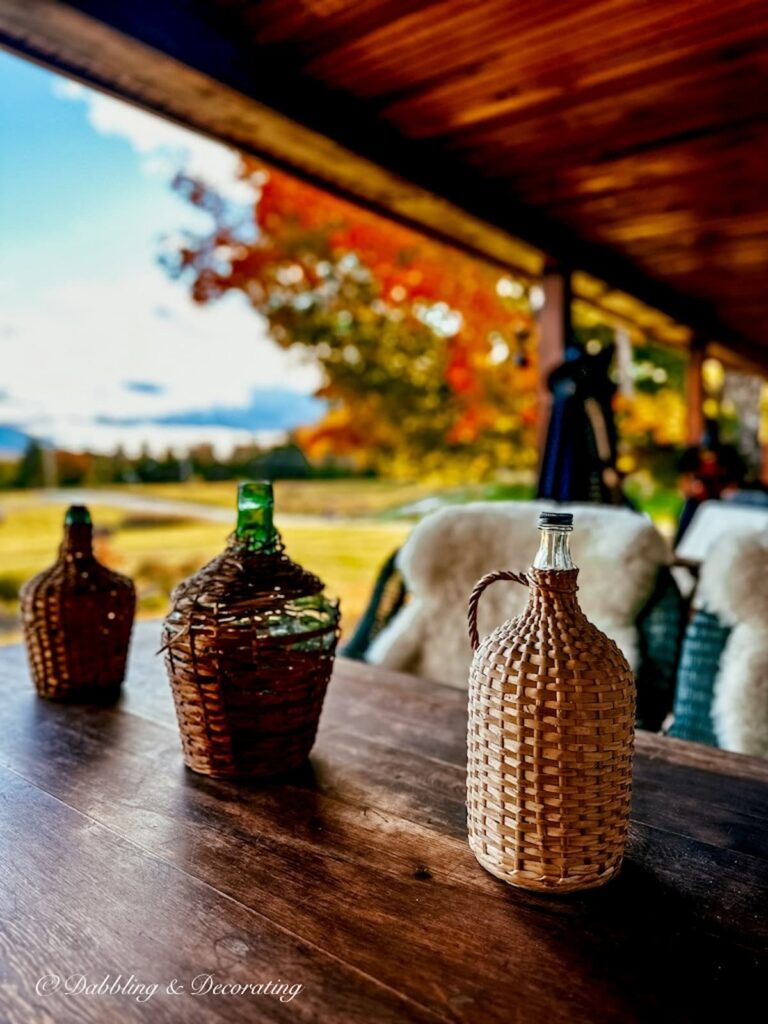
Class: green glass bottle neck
61,505,94,558
65,505,92,526
235,481,277,553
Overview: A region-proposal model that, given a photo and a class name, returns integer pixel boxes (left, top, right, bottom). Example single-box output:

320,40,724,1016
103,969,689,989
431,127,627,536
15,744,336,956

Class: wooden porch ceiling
2,1,768,367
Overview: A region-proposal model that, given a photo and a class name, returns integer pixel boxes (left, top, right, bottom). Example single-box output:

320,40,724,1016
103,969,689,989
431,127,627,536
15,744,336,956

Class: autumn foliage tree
163,158,539,480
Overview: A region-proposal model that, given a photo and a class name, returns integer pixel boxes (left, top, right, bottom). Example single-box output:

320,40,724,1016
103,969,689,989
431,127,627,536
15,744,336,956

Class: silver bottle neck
532,526,575,570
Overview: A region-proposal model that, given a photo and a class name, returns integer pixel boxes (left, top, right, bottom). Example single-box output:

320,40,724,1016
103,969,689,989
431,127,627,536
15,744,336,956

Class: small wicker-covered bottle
20,505,135,701
163,481,340,778
466,511,635,893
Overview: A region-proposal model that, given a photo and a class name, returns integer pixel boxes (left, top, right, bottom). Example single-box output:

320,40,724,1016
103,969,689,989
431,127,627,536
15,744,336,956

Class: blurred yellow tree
613,340,688,453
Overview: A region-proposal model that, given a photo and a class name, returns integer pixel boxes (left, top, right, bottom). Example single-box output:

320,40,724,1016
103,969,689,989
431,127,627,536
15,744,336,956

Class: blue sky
0,51,193,286
0,51,321,456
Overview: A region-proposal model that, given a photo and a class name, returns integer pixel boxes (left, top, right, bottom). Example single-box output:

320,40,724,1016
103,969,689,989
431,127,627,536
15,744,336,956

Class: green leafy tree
14,439,45,488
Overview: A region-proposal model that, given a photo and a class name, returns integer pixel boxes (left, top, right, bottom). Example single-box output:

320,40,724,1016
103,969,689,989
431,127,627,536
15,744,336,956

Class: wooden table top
0,621,766,1024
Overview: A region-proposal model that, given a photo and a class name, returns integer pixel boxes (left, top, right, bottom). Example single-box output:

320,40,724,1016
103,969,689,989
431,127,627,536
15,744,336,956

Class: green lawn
123,478,439,517
0,491,410,644
0,473,679,645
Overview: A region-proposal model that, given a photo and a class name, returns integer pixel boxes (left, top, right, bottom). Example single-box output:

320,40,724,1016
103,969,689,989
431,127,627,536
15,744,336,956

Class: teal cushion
669,609,731,746
635,567,686,731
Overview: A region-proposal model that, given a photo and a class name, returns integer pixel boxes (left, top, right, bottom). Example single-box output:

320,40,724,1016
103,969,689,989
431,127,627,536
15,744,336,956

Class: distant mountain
124,380,166,395
0,424,31,455
97,388,325,432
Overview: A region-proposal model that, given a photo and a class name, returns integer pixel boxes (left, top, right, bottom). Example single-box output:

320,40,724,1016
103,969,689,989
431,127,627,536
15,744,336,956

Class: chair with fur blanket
364,501,682,728
670,530,768,756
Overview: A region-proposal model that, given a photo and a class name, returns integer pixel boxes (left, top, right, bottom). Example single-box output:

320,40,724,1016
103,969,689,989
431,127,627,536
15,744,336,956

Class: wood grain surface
0,620,766,1023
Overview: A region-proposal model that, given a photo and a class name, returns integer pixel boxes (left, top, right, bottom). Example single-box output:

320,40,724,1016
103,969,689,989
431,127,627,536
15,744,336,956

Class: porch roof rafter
2,0,767,369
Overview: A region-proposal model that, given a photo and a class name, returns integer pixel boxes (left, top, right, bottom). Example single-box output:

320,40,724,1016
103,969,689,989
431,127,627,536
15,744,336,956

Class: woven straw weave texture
20,526,135,701
163,536,340,778
467,567,635,893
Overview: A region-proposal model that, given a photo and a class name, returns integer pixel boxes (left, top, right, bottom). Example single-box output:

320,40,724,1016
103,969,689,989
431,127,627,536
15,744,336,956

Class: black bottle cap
64,505,92,526
538,511,573,527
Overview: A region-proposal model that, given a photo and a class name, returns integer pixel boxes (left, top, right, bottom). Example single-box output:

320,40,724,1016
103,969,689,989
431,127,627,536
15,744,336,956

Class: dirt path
32,488,370,527
38,488,233,523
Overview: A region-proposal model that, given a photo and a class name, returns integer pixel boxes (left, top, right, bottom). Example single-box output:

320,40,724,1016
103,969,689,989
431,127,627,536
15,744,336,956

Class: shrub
0,572,26,603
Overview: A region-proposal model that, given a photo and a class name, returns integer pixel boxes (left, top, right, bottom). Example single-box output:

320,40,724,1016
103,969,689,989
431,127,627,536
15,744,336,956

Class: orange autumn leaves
170,158,539,479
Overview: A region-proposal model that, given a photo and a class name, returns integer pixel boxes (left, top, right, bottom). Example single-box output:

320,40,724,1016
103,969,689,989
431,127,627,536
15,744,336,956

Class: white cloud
0,265,321,456
51,77,255,203
3,75,313,456
51,78,84,101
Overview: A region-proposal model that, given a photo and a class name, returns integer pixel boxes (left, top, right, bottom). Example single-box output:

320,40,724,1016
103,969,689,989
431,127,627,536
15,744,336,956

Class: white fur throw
368,501,669,688
698,531,768,757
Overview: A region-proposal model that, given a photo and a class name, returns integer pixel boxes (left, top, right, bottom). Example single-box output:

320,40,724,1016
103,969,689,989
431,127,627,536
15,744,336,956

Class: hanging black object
537,344,624,504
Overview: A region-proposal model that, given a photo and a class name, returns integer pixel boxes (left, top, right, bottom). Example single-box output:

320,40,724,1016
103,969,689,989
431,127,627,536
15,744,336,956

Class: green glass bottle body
163,481,341,777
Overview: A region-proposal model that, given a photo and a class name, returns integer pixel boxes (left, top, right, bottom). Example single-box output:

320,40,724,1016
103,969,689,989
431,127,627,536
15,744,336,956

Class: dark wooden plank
8,626,768,832
8,627,768,852
0,630,766,1023
0,765,442,1024
1,689,766,1024
325,661,768,865
327,657,768,786
634,728,768,784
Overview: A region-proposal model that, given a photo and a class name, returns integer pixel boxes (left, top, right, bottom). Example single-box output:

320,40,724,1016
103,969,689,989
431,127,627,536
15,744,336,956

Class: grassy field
0,488,412,644
122,478,439,517
0,474,678,645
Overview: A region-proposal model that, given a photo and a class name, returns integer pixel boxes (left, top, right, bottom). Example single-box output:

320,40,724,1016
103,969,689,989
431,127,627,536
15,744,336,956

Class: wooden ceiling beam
0,0,760,363
0,0,543,277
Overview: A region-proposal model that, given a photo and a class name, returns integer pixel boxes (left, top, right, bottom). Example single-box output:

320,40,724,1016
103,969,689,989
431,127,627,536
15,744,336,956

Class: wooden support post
537,261,572,456
686,339,707,445
759,382,768,486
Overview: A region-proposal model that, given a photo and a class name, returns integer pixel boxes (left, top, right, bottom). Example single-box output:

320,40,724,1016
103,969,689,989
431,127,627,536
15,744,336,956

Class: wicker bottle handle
468,570,529,651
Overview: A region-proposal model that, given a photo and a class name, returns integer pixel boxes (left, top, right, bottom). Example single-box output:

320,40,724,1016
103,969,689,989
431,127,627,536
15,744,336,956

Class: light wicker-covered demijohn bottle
466,511,635,893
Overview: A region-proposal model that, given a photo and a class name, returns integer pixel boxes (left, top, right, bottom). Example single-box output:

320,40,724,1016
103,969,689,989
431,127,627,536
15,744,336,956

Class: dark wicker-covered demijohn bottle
163,481,341,778
20,505,135,701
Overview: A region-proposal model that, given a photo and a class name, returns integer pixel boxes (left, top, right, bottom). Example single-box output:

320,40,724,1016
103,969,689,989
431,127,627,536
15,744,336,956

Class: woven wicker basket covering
20,509,135,701
467,567,635,893
163,535,340,778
